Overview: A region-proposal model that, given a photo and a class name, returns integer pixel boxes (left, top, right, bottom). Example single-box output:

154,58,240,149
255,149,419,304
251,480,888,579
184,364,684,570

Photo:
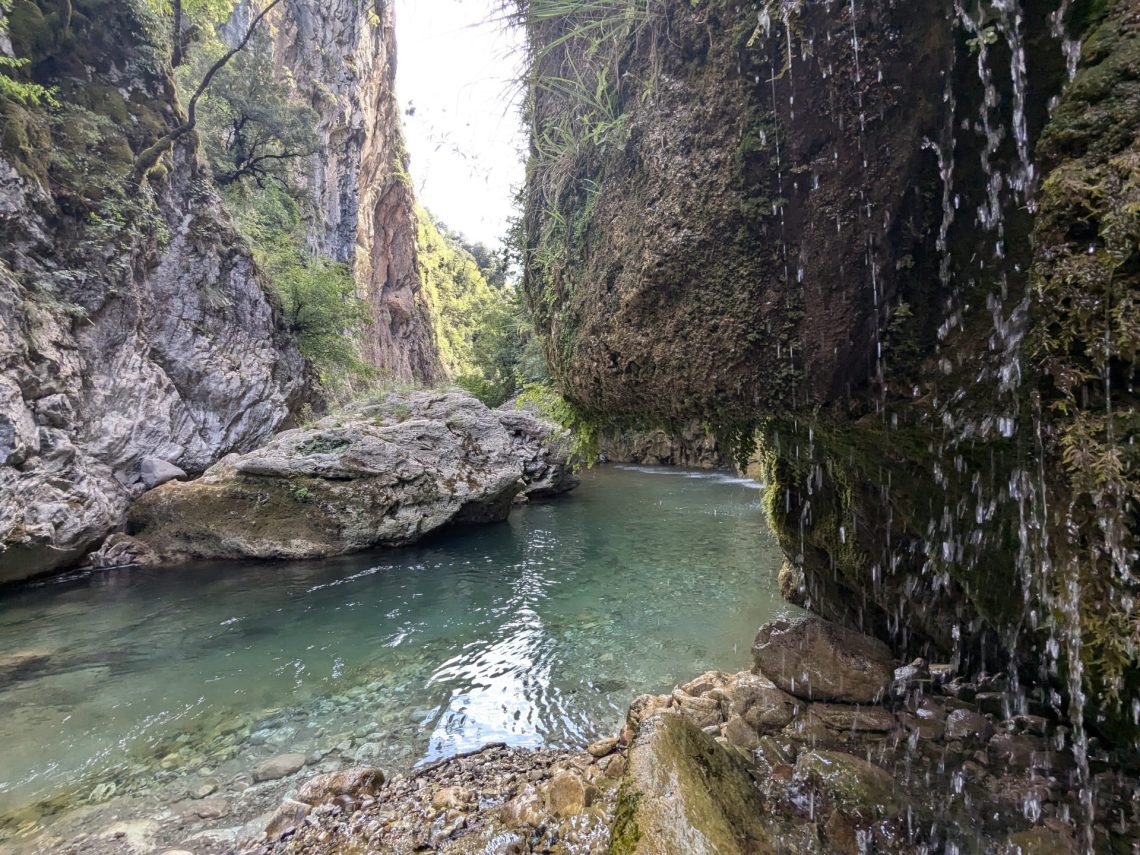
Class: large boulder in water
752,617,894,704
126,391,577,563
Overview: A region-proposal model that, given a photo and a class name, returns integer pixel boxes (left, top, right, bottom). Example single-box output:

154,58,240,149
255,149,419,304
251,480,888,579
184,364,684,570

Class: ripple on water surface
0,465,798,825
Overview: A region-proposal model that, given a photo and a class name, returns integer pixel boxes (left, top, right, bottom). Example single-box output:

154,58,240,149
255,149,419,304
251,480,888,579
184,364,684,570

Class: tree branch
133,0,285,180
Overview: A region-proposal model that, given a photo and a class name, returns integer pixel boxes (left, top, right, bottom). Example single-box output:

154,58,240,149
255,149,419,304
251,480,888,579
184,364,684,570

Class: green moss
1029,0,1140,740
608,785,642,855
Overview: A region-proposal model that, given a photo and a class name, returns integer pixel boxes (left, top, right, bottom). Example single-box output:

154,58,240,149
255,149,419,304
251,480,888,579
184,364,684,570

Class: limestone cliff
523,1,1139,738
233,0,441,382
0,0,308,582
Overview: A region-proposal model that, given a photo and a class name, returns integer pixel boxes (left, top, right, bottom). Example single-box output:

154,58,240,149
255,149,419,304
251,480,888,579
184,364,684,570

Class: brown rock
679,670,729,696
295,766,385,804
542,770,594,818
673,692,723,729
627,693,672,728
752,617,894,704
432,786,475,811
587,736,619,758
899,712,946,741
987,733,1043,769
728,672,799,731
794,750,897,821
500,786,545,828
811,703,897,733
192,797,228,819
945,709,994,742
602,753,626,779
722,715,760,752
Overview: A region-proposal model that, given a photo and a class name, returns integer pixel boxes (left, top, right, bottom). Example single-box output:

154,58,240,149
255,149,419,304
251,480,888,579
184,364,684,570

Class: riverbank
245,617,1139,854
0,466,789,853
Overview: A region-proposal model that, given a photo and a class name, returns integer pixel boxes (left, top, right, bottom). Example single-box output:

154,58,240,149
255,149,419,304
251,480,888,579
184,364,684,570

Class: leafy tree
146,0,237,67
134,0,283,179
0,0,57,105
227,180,370,384
192,32,319,188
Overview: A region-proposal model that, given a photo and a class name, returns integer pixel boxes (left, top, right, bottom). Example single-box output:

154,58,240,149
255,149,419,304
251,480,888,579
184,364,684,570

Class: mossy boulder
127,391,577,563
611,713,821,854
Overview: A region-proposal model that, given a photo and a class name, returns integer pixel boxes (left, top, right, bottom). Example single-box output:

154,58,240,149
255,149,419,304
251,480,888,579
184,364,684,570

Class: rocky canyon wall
523,0,1139,740
232,0,441,382
0,0,314,583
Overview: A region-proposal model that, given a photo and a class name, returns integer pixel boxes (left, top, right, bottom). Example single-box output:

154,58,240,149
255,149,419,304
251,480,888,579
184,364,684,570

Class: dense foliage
416,208,547,407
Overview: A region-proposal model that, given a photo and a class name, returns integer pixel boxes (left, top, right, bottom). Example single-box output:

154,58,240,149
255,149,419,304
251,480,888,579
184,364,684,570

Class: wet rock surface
752,617,894,704
5,618,1138,853
126,391,577,563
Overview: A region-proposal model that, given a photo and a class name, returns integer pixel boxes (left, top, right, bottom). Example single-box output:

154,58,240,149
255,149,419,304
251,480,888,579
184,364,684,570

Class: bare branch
133,0,285,180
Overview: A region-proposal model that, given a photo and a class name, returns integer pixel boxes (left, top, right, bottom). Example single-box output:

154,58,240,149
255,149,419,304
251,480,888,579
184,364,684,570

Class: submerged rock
126,391,577,563
253,754,307,783
752,617,894,704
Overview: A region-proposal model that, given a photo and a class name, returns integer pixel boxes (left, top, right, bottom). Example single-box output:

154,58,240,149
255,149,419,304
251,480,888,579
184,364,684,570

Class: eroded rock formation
125,390,577,563
0,1,308,583
239,0,441,382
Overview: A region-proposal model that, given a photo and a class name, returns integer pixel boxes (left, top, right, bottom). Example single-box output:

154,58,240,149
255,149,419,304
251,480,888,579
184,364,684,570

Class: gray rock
494,405,579,500
139,456,186,490
128,391,574,563
252,753,307,783
264,797,313,840
752,617,894,704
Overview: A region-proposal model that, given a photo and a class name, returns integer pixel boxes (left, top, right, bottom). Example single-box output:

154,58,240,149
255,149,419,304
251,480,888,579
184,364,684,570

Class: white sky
394,0,527,247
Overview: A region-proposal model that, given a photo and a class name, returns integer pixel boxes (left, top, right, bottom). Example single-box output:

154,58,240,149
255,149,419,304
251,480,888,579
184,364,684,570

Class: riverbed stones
127,391,577,563
253,754,307,782
752,617,894,704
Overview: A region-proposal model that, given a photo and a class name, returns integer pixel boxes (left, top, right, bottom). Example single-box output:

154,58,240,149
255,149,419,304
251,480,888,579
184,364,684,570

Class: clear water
0,465,796,832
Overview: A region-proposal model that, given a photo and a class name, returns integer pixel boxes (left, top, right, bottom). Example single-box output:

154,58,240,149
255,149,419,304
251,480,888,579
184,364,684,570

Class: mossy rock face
755,416,1022,669
523,0,951,423
612,713,821,854
793,750,897,823
1028,0,1140,743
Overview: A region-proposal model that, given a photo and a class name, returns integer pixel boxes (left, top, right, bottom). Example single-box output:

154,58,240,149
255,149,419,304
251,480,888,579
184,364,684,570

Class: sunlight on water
0,466,796,823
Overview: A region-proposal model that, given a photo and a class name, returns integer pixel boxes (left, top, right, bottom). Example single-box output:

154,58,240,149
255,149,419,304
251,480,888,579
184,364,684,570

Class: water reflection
0,465,798,821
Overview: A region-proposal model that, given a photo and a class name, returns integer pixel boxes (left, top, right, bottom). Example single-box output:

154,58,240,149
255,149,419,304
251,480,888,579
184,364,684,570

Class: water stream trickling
0,466,798,849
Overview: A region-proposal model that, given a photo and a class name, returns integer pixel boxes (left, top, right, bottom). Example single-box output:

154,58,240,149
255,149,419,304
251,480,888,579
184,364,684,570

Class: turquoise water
0,465,795,831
